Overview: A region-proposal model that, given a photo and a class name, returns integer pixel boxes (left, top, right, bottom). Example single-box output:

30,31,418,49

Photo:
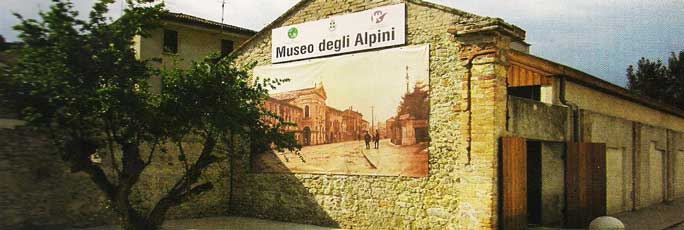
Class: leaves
396,81,429,120
627,50,684,109
158,54,301,154
1,1,300,228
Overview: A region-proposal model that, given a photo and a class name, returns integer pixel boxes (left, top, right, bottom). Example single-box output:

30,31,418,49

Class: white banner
271,3,406,63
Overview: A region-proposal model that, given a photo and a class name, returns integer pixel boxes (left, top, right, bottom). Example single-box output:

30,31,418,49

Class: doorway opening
527,140,542,226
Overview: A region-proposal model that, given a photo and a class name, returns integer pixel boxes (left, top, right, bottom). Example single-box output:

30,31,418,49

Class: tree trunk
121,210,156,230
146,137,219,228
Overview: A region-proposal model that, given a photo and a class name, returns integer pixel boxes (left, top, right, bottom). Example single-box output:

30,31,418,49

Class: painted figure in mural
374,129,380,149
364,131,371,149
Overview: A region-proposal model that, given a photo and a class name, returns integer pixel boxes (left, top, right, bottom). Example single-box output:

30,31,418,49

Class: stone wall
0,127,114,230
540,142,564,226
566,81,684,130
582,111,635,214
232,0,512,229
506,96,568,142
507,97,684,217
0,125,233,230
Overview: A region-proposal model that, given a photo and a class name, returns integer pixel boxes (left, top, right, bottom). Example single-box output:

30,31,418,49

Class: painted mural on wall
252,45,430,177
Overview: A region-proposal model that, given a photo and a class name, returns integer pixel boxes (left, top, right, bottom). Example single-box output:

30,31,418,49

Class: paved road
253,139,428,177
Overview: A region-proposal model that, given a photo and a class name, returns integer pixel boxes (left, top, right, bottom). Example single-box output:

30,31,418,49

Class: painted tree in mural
397,81,429,119
627,50,684,109
0,0,298,229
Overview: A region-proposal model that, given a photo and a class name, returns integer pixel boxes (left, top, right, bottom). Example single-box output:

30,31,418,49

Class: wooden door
501,137,527,230
565,142,607,228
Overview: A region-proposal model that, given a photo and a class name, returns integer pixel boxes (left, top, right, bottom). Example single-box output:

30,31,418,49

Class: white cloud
2,0,683,85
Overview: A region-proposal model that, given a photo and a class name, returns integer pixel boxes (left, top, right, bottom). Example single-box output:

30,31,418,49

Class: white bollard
589,216,625,230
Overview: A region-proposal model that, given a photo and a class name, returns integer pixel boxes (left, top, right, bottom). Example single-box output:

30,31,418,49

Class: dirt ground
71,217,339,230
252,139,428,177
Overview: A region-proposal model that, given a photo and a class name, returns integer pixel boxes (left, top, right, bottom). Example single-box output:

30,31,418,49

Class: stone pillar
451,21,526,228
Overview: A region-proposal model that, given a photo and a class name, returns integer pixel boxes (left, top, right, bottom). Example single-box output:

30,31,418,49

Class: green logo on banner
288,27,298,39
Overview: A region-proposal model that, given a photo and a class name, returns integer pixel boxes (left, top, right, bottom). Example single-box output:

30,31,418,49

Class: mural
253,45,429,177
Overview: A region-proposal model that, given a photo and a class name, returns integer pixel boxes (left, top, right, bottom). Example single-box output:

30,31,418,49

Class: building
386,114,428,146
263,97,304,141
342,108,368,141
231,1,684,229
3,1,684,230
132,12,256,91
266,83,369,145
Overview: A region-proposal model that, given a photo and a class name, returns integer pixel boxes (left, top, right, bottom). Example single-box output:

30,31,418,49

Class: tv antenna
221,0,226,32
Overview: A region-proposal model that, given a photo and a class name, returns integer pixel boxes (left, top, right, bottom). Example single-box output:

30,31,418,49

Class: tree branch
147,136,221,227
104,123,121,180
143,141,158,167
147,182,213,227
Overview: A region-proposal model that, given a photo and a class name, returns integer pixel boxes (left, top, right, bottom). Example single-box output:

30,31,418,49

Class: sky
1,0,683,86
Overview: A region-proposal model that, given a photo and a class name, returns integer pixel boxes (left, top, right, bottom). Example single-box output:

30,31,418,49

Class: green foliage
396,81,429,120
0,0,299,229
627,50,684,109
159,55,300,154
3,0,165,148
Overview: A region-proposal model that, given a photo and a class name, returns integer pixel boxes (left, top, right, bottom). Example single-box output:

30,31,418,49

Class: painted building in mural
265,83,369,145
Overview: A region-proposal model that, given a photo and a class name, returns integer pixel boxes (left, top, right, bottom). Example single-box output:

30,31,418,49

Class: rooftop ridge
162,12,256,36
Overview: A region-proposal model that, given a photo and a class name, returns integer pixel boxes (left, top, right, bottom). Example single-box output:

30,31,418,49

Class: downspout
559,75,580,142
559,75,580,224
463,49,498,165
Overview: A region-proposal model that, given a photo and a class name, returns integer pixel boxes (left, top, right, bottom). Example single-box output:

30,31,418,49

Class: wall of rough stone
232,0,511,229
0,127,115,230
0,125,233,230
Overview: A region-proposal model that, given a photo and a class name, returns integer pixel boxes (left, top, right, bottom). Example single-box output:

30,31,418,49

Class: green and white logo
287,27,298,39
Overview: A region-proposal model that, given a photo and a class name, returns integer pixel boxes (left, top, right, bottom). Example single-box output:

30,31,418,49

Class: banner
271,3,406,63
253,45,429,177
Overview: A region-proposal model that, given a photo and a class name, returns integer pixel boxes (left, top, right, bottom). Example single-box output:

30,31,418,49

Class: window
163,29,178,54
221,39,234,57
304,105,310,118
508,86,541,101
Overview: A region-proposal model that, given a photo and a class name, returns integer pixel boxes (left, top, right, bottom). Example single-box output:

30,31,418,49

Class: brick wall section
233,0,513,229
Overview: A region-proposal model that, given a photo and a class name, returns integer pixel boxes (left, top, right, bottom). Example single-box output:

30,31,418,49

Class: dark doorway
527,141,542,226
508,86,541,101
414,127,428,142
303,127,311,146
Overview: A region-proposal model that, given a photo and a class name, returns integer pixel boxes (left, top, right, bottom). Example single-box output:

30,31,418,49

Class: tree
0,1,299,229
396,81,429,120
627,50,684,109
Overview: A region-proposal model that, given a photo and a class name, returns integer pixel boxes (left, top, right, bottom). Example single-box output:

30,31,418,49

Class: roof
162,12,256,36
271,84,327,100
266,97,303,111
233,0,499,55
507,50,684,119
